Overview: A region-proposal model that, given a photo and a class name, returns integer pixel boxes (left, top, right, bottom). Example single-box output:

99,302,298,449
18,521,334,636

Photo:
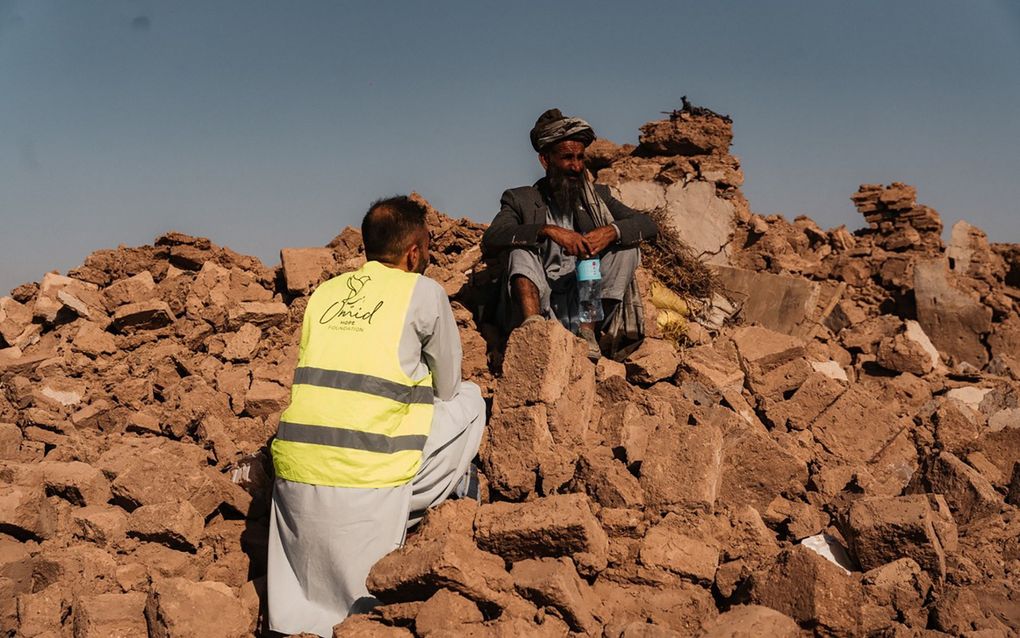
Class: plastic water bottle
576,258,604,323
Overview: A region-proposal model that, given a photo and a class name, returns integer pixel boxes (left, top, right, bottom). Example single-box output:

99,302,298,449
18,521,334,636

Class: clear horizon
2,1,1019,293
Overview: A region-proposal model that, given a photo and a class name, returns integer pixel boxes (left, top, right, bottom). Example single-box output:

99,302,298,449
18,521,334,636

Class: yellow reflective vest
271,261,434,488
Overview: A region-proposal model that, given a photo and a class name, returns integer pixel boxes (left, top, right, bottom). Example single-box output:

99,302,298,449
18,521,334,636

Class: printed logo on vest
319,274,384,331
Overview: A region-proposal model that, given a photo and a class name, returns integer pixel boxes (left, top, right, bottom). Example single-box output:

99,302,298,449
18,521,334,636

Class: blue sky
2,1,1019,293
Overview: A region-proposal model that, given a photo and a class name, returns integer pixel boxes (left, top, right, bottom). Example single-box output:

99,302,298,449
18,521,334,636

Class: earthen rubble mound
2,103,1020,637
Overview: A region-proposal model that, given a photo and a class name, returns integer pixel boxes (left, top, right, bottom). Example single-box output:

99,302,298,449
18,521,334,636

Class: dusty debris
1,103,1019,637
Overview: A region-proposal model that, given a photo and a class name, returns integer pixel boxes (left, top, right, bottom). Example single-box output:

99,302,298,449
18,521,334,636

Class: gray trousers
266,381,486,638
506,245,639,328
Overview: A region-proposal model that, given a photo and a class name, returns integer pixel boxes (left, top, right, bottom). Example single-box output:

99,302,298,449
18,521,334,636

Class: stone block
144,577,250,638
72,591,147,638
474,493,608,575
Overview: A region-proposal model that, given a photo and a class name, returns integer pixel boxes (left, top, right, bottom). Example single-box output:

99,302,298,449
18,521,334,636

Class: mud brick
226,301,287,329
144,577,251,638
860,558,933,633
0,484,56,541
497,318,576,407
809,385,904,465
110,300,174,332
639,516,720,583
640,420,723,511
841,494,948,583
243,380,288,418
479,404,552,501
0,423,21,460
412,588,483,636
749,546,863,635
625,338,680,385
102,271,157,310
40,461,112,507
71,321,117,356
474,493,608,575
719,419,808,513
574,446,644,509
367,510,530,616
698,605,799,638
511,557,600,635
71,506,128,547
127,501,205,552
916,452,1002,523
280,247,337,295
72,591,147,638
730,326,807,374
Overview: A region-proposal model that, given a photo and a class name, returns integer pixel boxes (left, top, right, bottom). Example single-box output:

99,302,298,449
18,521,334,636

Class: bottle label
577,258,602,282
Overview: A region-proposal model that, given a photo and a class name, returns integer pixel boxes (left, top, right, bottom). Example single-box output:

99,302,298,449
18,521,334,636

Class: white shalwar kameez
267,275,486,637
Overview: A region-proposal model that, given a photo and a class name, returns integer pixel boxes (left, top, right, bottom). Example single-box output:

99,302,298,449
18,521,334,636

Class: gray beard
548,173,583,216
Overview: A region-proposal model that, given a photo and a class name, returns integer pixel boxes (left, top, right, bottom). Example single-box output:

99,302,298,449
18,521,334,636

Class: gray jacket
480,179,659,257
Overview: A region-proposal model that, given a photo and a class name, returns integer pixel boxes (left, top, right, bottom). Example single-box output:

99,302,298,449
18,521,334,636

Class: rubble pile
1,105,1020,637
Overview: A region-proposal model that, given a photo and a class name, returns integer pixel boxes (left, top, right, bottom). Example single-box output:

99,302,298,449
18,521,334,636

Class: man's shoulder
414,273,446,297
501,183,542,208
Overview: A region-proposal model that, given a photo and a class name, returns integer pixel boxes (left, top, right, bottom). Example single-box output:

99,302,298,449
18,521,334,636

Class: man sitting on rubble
481,108,658,358
267,196,486,638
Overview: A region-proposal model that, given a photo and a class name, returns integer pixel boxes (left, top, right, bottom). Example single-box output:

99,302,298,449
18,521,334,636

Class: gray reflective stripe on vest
293,367,434,405
276,421,428,453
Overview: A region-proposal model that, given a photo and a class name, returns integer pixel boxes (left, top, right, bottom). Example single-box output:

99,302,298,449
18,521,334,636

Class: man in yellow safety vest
267,196,486,637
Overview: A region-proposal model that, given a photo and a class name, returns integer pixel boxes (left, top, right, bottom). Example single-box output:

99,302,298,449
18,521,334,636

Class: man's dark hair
361,195,428,262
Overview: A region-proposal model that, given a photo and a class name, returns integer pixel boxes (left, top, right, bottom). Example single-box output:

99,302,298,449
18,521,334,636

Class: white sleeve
407,277,462,402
